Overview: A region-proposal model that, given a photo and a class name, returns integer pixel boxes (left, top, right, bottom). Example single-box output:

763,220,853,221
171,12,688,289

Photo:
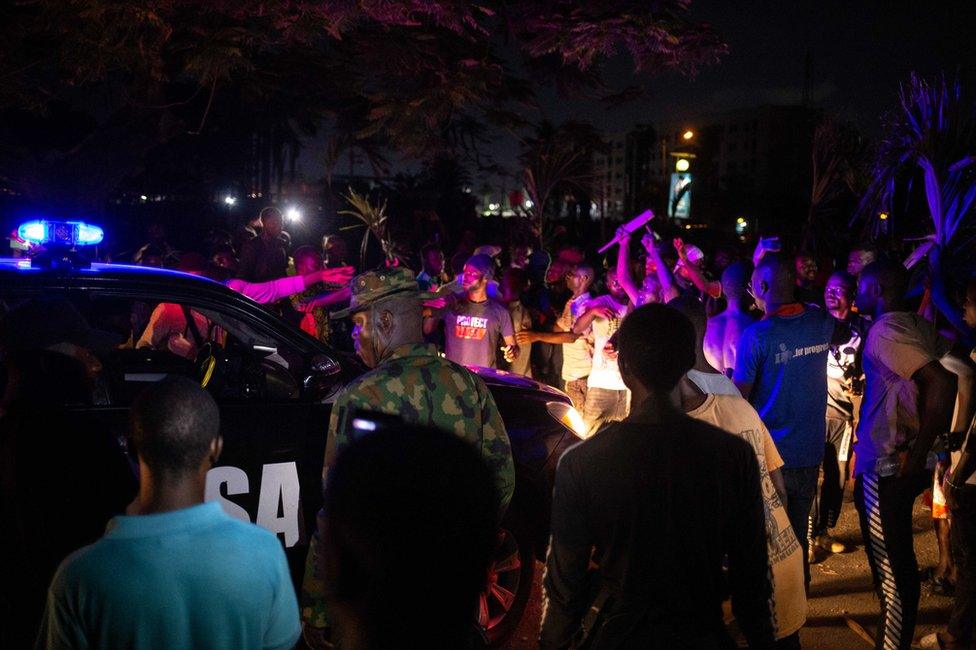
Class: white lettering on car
205,465,251,522
256,462,301,547
205,462,301,547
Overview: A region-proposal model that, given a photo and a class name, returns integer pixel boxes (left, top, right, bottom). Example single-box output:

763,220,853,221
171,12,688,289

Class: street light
736,217,749,236
675,158,690,172
682,130,694,140
224,195,237,206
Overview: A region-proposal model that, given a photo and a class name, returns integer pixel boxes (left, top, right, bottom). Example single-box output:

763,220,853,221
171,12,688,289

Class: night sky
308,1,976,180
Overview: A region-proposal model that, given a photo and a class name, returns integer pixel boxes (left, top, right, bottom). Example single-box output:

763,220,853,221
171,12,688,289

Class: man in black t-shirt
540,303,774,649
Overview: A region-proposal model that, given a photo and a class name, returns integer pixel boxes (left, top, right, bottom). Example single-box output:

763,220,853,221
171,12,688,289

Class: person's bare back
704,309,757,375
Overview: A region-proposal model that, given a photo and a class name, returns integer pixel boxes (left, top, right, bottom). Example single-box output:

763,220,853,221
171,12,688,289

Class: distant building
602,105,818,234
592,133,627,220
624,125,658,218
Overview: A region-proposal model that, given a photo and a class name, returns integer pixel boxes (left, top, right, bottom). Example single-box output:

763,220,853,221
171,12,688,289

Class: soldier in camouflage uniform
301,267,514,646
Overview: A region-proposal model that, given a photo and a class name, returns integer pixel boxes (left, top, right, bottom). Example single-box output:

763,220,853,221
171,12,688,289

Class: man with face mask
300,267,514,647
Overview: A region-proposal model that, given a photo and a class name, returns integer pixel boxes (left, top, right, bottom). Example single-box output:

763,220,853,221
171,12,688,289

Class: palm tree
804,118,866,255
339,189,403,270
855,73,976,337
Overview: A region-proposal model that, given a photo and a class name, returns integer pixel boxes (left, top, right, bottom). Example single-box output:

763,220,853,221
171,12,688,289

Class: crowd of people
3,203,976,650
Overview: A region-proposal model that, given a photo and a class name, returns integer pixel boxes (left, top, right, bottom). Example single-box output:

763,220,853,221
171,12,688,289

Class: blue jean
782,466,819,586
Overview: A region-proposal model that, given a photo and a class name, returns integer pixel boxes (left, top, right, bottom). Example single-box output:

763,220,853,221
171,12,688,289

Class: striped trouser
854,471,930,650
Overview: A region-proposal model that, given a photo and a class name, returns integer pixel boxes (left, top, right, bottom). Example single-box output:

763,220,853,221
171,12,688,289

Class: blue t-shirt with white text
734,307,834,468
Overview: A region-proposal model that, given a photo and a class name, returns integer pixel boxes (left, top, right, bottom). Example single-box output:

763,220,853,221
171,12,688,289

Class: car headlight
546,401,588,439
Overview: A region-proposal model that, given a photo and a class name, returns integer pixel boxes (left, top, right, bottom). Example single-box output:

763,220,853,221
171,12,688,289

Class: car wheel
478,518,535,646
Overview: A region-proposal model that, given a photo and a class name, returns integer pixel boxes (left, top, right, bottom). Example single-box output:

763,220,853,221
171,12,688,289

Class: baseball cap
684,245,705,265
463,254,495,279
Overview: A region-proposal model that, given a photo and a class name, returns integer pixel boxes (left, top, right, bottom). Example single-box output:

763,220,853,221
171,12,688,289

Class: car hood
469,366,570,402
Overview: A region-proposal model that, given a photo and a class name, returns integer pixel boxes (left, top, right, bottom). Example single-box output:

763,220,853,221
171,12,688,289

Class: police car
0,220,587,645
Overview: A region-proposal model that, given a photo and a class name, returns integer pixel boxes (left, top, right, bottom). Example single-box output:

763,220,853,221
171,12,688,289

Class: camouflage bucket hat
331,267,435,318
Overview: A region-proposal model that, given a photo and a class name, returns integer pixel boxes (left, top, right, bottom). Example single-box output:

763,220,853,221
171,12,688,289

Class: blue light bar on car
17,220,104,246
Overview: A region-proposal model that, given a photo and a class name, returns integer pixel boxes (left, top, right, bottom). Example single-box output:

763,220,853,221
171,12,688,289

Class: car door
53,283,338,586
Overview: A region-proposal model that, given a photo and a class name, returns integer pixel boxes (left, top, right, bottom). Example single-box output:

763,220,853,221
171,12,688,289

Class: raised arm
674,238,722,299
228,267,355,305
299,286,352,311
614,226,641,305
752,236,781,267
644,233,680,303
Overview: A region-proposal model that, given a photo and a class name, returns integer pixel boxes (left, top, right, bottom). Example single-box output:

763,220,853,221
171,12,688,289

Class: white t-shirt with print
687,394,806,639
585,295,630,391
687,369,740,397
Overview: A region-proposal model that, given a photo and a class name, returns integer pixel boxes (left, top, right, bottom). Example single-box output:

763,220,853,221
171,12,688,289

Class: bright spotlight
286,207,302,222
682,130,694,140
675,158,690,172
224,196,237,206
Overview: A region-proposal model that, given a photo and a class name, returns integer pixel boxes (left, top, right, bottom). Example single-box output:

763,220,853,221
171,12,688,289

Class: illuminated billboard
668,173,691,220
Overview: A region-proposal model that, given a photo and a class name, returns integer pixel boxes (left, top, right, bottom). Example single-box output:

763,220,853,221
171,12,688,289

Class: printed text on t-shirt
455,315,488,340
774,342,830,364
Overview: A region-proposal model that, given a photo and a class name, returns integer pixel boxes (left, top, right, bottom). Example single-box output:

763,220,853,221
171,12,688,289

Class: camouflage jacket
324,342,514,506
301,342,514,629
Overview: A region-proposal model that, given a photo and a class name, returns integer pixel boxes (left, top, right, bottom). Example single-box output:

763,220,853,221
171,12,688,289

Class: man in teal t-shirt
37,377,300,650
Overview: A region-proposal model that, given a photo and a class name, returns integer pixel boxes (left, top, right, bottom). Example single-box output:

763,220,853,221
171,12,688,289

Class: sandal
918,631,950,649
930,576,955,597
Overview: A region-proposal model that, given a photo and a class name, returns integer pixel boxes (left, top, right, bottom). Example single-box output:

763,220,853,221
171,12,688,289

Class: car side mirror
309,354,341,376
304,354,342,400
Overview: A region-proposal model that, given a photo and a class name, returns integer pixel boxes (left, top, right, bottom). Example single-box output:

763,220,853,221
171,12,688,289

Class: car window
0,288,308,405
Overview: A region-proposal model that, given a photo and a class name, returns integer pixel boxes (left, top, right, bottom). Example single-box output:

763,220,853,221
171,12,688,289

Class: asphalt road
503,489,953,648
